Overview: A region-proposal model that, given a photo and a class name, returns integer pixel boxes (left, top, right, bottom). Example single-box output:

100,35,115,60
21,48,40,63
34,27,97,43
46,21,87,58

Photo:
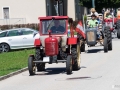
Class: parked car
0,28,39,53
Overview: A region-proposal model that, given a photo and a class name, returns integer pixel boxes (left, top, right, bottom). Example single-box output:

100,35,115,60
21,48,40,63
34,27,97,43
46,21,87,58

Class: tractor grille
105,22,112,28
87,31,95,42
45,42,56,56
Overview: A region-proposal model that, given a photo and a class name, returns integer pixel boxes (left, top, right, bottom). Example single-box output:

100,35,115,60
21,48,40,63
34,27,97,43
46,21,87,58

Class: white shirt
91,12,99,17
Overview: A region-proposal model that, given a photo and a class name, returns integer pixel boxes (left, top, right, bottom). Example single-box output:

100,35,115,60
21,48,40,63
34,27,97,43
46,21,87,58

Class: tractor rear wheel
81,43,85,52
28,56,36,75
35,48,45,71
66,55,72,75
72,44,81,70
104,26,112,51
116,20,120,29
117,29,120,39
104,37,108,53
108,39,112,51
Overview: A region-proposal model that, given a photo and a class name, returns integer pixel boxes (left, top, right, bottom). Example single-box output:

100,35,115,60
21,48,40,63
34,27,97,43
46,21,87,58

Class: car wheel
0,43,10,53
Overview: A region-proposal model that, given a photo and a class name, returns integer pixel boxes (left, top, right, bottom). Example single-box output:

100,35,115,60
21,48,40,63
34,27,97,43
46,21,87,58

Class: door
21,29,35,48
6,29,23,49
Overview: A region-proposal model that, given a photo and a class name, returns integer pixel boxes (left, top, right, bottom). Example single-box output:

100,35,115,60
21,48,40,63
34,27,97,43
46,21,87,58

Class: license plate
43,57,49,62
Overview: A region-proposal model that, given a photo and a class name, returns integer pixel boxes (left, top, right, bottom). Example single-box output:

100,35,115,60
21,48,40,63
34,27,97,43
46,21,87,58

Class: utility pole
92,0,95,8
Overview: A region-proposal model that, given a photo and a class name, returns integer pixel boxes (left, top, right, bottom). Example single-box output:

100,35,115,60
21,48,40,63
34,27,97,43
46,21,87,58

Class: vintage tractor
28,16,81,75
84,14,112,53
103,10,120,39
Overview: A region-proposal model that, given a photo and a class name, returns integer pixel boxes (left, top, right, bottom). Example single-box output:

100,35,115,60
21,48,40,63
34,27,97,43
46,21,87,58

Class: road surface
0,37,120,90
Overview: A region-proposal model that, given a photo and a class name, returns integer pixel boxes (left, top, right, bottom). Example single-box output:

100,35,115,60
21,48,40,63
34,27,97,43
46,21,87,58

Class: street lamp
92,0,95,8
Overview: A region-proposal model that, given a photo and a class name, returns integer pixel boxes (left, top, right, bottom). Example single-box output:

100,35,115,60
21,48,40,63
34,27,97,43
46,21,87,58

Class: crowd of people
87,7,120,39
87,7,120,28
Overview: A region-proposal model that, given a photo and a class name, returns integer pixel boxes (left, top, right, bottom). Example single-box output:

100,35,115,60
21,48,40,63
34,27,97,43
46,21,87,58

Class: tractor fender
34,39,41,47
67,37,78,45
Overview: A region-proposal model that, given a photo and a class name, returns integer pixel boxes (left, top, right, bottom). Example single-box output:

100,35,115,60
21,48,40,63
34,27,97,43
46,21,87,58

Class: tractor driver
88,14,101,39
50,20,65,33
88,14,98,28
104,10,112,19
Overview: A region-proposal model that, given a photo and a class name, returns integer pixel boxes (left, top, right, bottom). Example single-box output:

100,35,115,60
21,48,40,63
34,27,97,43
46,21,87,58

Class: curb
0,67,28,81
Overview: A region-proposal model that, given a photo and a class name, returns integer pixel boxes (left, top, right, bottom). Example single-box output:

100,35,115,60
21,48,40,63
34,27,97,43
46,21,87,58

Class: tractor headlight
40,46,43,49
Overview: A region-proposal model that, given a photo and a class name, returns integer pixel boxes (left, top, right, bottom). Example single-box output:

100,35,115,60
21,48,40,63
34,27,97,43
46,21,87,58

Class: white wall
0,0,46,24
0,0,76,25
67,0,75,20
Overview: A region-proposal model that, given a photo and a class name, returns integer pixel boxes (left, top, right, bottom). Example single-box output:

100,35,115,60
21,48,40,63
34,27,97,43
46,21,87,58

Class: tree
80,0,120,12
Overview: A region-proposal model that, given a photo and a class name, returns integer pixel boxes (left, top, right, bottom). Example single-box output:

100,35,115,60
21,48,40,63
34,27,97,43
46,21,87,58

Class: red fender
34,39,41,46
67,37,77,45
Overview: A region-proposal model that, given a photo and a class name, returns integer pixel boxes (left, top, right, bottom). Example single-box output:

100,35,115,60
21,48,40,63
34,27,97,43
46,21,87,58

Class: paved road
0,38,120,90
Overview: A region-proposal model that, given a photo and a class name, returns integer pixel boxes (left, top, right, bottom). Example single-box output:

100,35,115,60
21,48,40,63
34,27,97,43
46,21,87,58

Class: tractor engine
45,37,58,56
104,19,115,31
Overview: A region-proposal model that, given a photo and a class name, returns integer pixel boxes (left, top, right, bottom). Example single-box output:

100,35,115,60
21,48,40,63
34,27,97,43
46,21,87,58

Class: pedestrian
90,8,99,18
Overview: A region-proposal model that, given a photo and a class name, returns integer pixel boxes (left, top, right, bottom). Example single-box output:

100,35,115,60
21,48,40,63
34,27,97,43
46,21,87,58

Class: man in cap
88,14,101,39
88,14,98,28
50,20,65,33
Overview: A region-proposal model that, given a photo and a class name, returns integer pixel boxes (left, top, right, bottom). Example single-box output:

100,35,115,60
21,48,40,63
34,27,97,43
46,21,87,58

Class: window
21,29,33,35
7,30,19,37
3,7,9,19
0,31,7,37
41,19,66,34
46,0,67,16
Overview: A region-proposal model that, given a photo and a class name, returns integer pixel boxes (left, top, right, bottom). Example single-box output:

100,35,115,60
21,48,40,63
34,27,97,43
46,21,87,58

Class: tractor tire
104,26,112,51
116,20,120,29
108,39,112,51
72,44,81,71
28,56,36,75
66,55,72,75
104,37,108,53
117,29,120,39
35,48,45,71
80,43,85,52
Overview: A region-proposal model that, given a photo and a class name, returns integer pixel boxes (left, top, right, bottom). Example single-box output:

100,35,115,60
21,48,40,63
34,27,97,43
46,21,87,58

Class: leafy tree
80,0,120,12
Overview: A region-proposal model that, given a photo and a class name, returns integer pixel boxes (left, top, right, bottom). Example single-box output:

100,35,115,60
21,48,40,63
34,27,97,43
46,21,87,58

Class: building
0,0,87,25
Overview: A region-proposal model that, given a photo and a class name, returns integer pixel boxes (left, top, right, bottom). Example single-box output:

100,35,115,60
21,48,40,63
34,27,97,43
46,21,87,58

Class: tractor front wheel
104,37,108,53
28,55,36,75
72,44,81,70
66,55,72,75
35,48,45,71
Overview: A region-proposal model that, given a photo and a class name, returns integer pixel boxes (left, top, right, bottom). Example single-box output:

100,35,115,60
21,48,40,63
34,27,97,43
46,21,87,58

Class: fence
0,23,39,30
0,18,26,25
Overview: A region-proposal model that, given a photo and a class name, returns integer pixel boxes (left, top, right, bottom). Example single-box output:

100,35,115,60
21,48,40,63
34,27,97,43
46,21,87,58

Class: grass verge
0,49,35,76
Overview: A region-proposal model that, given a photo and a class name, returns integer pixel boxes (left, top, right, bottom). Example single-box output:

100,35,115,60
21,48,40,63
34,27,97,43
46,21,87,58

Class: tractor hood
39,35,67,47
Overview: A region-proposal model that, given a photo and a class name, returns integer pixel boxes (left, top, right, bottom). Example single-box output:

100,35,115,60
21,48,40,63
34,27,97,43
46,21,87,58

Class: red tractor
28,16,81,75
103,12,120,39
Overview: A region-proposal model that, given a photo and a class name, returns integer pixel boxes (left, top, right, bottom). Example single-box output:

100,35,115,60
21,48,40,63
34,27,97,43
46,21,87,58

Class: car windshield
41,19,66,34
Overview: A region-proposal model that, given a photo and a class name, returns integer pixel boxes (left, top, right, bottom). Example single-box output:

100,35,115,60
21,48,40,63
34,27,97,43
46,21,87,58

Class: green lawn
0,49,35,76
